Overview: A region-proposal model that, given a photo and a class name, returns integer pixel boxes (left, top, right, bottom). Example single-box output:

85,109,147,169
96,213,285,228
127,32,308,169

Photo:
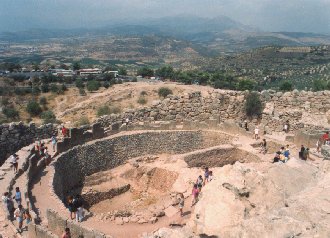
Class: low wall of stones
52,130,232,201
183,145,260,168
294,130,326,148
0,123,57,165
96,90,330,135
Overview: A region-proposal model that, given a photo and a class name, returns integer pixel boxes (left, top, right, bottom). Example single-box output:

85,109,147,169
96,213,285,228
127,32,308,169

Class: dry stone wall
96,90,330,133
52,130,232,203
0,122,57,165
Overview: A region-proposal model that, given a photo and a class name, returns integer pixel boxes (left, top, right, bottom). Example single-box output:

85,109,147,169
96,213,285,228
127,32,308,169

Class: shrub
86,80,100,92
245,92,264,118
60,84,67,91
39,96,47,106
1,97,10,106
280,81,293,92
109,106,121,114
26,101,42,117
32,86,41,95
140,91,147,96
40,110,56,124
75,79,84,88
137,96,147,105
237,79,255,91
50,84,59,93
3,107,19,119
158,87,173,98
75,116,90,127
313,80,327,91
79,88,86,96
41,83,49,93
97,105,111,117
103,81,110,89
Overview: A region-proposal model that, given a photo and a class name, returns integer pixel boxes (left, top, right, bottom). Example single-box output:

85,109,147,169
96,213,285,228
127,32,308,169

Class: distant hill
1,15,329,55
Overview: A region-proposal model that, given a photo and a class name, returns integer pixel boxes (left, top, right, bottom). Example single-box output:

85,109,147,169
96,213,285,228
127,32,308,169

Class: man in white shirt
254,126,259,140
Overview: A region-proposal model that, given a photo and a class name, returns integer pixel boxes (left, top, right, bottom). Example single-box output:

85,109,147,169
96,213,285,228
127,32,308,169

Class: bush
32,86,41,95
40,110,56,124
245,92,264,118
313,80,327,91
158,87,173,98
86,80,100,92
79,88,86,96
109,106,121,114
41,83,49,93
26,101,42,117
137,96,147,105
75,79,84,88
140,91,147,96
96,106,111,117
237,80,255,91
39,96,47,106
75,116,90,127
60,84,67,91
103,81,110,89
3,107,19,119
279,81,293,92
50,84,59,93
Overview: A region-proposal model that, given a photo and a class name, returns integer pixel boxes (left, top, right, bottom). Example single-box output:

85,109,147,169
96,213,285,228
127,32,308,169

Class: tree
32,86,41,95
103,81,110,89
156,66,174,79
75,79,84,88
3,107,19,119
26,101,42,117
72,62,81,71
158,87,173,98
279,81,293,92
40,110,57,124
238,80,255,91
118,68,127,76
96,106,111,117
86,80,100,92
41,83,49,93
137,67,154,78
245,92,264,118
313,80,327,91
39,96,47,107
50,84,59,93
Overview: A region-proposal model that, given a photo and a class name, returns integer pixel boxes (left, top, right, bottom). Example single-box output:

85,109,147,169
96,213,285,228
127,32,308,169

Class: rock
138,218,148,224
154,211,165,217
115,217,124,225
149,217,158,224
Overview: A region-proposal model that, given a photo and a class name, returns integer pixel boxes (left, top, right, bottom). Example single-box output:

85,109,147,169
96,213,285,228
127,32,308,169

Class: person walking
191,184,199,207
254,126,259,140
51,134,57,152
2,192,13,220
67,196,77,220
13,187,22,206
196,175,203,192
9,154,19,173
14,205,25,233
62,228,71,238
73,195,84,222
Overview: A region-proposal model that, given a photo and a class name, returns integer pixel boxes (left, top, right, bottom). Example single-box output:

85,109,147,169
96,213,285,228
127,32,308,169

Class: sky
0,0,329,33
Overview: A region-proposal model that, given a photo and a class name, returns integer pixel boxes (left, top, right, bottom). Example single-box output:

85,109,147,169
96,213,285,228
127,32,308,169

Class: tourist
24,210,32,225
62,126,68,137
244,120,249,131
62,228,71,238
51,134,57,152
299,145,306,160
67,196,77,220
178,193,184,217
260,139,267,154
191,184,199,207
14,205,25,233
40,142,45,157
73,195,84,222
9,154,19,173
2,192,13,220
208,171,213,181
254,126,259,140
273,151,281,163
13,187,22,206
303,148,310,161
35,138,41,152
204,167,210,183
44,147,51,165
196,175,203,192
284,145,290,161
283,121,289,133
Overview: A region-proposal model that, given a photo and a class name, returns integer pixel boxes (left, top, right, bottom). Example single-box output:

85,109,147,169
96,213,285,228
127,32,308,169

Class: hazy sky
1,0,329,33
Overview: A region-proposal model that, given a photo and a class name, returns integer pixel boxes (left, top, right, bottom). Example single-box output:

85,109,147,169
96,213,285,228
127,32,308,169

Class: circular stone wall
52,130,233,203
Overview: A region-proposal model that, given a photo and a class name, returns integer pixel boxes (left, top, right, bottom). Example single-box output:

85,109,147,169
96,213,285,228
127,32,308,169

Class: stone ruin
1,90,330,238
